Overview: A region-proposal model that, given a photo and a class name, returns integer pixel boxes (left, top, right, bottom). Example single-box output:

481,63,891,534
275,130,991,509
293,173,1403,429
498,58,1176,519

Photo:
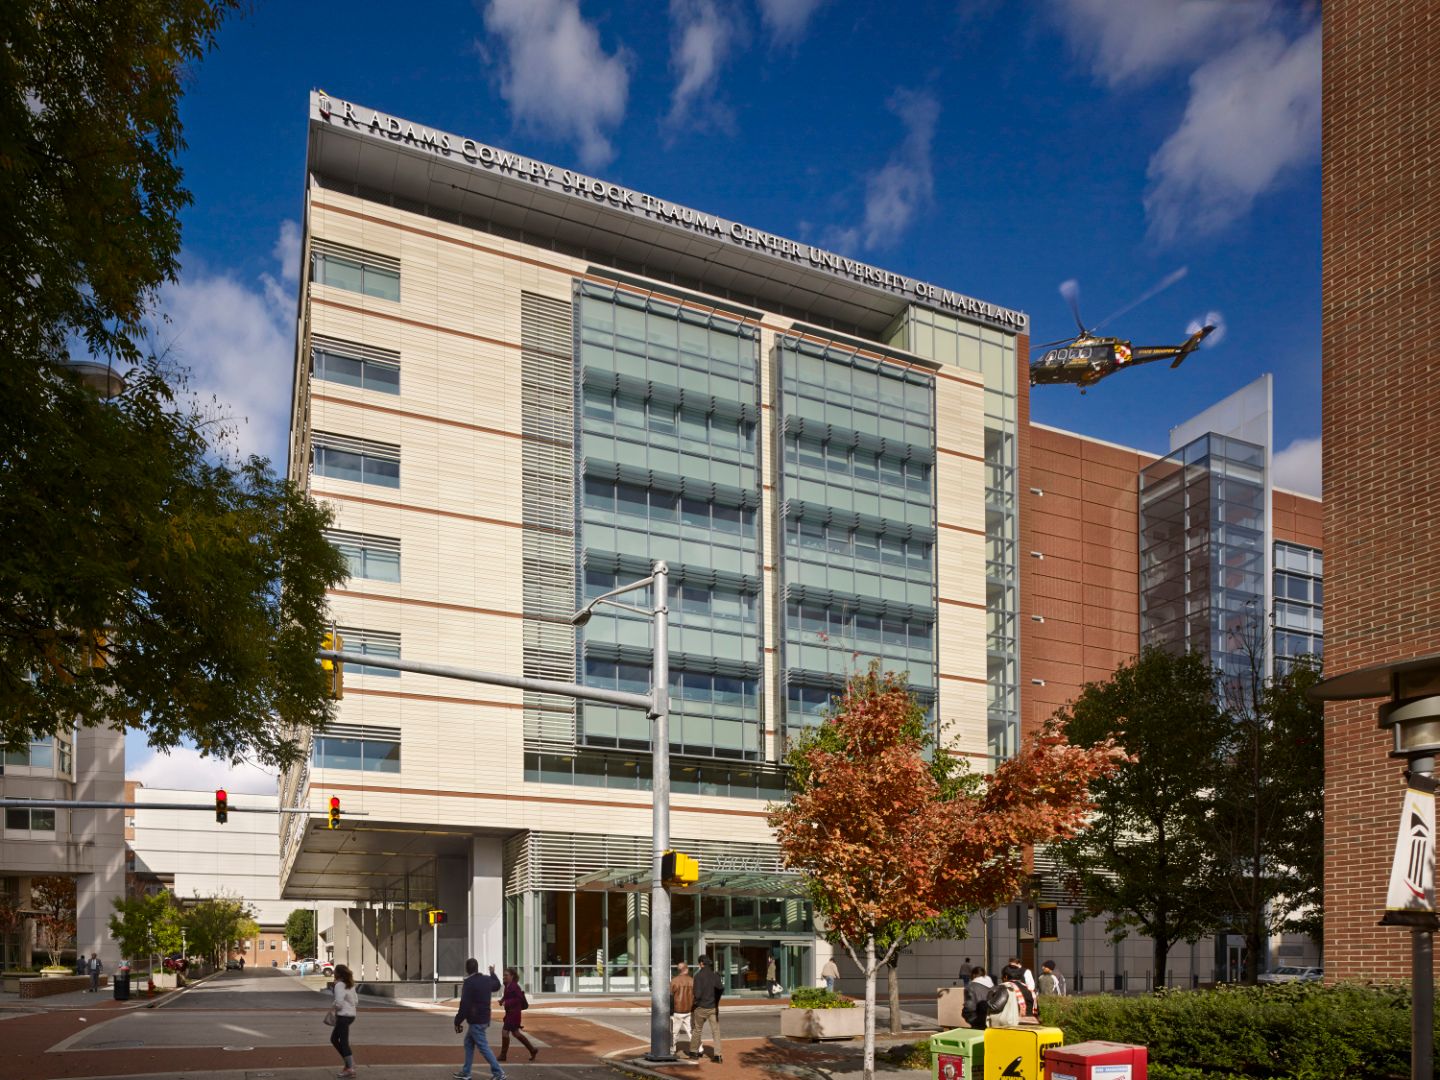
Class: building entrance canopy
575,867,808,898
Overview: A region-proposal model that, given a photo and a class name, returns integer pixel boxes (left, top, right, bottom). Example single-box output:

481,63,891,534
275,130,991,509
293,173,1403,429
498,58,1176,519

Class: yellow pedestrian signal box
662,850,699,886
984,1026,1063,1080
427,909,447,925
328,796,341,829
321,632,344,700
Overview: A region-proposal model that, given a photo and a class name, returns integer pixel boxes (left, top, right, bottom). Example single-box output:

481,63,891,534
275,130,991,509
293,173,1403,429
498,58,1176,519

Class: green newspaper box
932,1027,986,1080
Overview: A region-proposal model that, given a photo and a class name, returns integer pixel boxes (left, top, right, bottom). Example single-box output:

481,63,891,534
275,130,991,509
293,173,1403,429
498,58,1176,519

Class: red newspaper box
1044,1041,1148,1080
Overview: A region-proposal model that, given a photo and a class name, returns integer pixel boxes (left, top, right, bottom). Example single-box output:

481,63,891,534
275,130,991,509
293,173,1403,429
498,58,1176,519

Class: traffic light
320,632,344,700
328,795,341,830
215,789,228,824
427,909,447,925
661,849,699,887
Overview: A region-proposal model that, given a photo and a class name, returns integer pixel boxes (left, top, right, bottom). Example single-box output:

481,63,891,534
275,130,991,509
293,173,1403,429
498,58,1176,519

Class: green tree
285,908,316,959
0,1,347,767
1052,647,1231,983
0,891,23,970
1207,640,1326,980
108,891,182,968
183,894,254,968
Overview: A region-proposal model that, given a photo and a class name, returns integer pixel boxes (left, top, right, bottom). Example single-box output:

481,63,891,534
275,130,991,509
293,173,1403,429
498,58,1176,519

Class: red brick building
1320,0,1440,981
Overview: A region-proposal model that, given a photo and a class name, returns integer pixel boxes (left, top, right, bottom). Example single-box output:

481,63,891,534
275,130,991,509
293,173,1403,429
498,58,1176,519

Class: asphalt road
166,966,407,1011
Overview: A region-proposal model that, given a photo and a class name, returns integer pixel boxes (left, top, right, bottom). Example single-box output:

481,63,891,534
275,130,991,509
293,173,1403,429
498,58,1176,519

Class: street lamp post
572,560,672,1062
1311,654,1440,1080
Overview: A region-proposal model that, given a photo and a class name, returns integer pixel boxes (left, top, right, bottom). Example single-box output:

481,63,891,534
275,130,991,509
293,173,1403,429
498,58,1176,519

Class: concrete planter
781,1006,863,1041
151,971,183,989
937,986,971,1028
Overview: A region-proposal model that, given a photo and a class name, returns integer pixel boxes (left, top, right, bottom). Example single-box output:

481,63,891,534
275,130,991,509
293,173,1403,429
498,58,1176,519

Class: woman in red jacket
499,967,538,1062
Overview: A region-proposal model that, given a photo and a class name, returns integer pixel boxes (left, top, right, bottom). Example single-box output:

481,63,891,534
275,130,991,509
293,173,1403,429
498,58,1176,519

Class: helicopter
1030,285,1215,391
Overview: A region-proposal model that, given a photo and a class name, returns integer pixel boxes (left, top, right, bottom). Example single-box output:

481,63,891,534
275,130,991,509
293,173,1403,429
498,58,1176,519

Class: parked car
225,959,242,970
1257,965,1322,984
321,962,335,976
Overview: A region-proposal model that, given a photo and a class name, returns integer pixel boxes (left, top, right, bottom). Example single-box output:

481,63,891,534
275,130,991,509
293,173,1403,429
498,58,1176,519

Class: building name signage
316,95,1027,333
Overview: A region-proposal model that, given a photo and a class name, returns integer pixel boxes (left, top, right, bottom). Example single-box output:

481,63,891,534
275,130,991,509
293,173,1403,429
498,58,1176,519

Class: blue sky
131,0,1322,788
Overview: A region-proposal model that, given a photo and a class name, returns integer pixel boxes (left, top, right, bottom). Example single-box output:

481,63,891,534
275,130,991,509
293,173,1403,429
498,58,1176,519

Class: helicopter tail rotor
1170,324,1216,368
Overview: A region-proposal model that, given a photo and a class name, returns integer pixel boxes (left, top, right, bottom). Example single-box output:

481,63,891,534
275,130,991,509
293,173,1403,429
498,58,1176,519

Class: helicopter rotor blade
1059,279,1087,335
1091,267,1189,333
1031,336,1076,352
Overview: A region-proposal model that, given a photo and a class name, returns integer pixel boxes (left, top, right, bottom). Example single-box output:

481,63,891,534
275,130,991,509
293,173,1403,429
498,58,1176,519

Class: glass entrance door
708,940,810,995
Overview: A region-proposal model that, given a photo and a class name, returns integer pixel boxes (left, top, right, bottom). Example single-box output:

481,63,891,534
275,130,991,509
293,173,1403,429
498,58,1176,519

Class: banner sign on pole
1380,772,1438,928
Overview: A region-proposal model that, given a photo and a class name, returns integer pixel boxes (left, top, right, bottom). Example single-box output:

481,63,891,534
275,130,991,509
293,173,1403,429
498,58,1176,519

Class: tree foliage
30,874,76,967
285,908,316,959
1208,648,1326,976
0,0,349,766
770,666,1125,1079
1052,644,1325,984
108,891,183,964
184,893,255,968
1052,647,1229,981
0,891,24,969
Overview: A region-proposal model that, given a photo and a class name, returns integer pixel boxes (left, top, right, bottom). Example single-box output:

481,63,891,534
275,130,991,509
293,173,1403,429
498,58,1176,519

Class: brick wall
1321,0,1440,980
1272,490,1322,549
1020,425,1151,729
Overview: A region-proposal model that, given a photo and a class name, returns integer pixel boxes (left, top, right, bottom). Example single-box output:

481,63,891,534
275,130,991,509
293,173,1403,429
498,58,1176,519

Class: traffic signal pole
319,558,677,1062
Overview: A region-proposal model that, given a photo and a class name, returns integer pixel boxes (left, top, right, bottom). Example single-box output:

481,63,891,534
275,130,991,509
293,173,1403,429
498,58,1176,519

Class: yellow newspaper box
984,1026,1063,1080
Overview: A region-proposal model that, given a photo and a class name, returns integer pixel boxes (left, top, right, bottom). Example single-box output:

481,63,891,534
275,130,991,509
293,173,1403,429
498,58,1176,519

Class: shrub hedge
1036,983,1427,1080
789,986,856,1009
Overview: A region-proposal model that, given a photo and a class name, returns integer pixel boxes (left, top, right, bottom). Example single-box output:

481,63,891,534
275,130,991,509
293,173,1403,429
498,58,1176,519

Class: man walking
453,958,505,1080
1038,960,1067,996
958,958,973,987
87,953,102,993
669,960,695,1057
688,955,724,1063
820,955,840,992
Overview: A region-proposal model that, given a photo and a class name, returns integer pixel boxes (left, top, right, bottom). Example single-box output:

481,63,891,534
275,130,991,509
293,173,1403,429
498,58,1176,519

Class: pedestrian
669,960,695,1056
88,953,102,993
688,955,724,1063
766,954,778,998
820,956,840,992
962,965,991,1028
1038,960,1067,996
329,963,359,1078
958,958,973,987
1009,956,1037,994
239,956,245,971
499,967,538,1062
986,964,1035,1029
453,958,504,1080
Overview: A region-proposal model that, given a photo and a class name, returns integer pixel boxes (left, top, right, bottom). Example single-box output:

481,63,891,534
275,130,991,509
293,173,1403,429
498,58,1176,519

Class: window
326,530,401,582
4,736,66,773
312,724,401,773
334,626,401,677
312,336,400,394
312,432,400,488
5,807,56,834
311,240,400,301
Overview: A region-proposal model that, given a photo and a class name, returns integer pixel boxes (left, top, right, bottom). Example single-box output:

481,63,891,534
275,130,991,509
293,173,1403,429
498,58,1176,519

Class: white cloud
1050,0,1268,87
1272,434,1321,496
273,220,302,286
757,0,826,44
825,89,940,253
1144,24,1321,242
128,744,279,796
150,221,297,467
666,0,740,129
482,0,630,168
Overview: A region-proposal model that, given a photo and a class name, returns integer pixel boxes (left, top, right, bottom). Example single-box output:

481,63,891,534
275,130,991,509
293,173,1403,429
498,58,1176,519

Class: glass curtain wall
776,334,938,741
574,282,763,761
1140,434,1267,681
1273,541,1323,670
887,309,1020,763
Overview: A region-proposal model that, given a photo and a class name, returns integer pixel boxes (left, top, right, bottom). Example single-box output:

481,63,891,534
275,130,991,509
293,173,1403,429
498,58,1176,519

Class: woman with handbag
499,966,538,1062
326,964,359,1078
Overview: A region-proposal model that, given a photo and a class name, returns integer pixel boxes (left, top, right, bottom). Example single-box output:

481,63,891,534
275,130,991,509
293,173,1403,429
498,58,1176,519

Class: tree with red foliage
770,666,1125,1078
